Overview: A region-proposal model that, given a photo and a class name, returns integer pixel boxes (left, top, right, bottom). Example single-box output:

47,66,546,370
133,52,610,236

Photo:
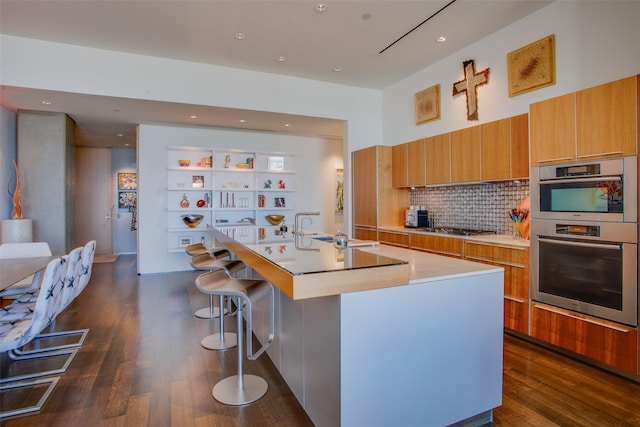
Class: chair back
0,256,68,352
61,246,84,311
0,242,52,259
75,240,96,298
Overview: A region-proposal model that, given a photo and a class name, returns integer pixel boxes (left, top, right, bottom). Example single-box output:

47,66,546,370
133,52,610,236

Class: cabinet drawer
531,303,638,374
378,230,409,247
464,241,529,264
353,226,377,241
504,296,528,335
409,234,463,258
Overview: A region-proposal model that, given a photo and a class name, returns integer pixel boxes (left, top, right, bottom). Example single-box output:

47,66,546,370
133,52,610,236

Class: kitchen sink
311,236,333,242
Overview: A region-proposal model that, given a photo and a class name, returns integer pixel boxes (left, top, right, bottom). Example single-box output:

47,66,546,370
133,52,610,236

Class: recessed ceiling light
436,36,447,43
239,119,246,123
333,66,342,72
117,133,124,137
315,3,327,13
235,33,246,40
276,56,286,62
284,123,292,127
189,115,198,119
124,143,130,146
41,100,52,105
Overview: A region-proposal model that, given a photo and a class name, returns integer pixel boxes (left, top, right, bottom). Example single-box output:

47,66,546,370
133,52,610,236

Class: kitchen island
212,229,504,427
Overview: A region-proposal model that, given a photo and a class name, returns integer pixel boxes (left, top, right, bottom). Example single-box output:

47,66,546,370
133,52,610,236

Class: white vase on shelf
1,218,33,243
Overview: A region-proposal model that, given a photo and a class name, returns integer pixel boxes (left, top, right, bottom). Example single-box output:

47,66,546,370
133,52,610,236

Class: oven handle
538,175,622,185
537,237,621,251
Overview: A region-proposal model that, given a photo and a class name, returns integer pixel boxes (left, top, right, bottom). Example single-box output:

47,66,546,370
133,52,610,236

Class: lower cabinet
531,302,638,375
353,226,377,241
410,234,463,258
463,241,530,335
378,230,409,247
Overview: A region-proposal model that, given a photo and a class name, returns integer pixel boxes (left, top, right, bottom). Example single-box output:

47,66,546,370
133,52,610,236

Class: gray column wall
17,110,75,255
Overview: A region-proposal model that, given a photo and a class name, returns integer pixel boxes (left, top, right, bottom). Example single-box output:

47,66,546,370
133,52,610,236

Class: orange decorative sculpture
8,160,22,219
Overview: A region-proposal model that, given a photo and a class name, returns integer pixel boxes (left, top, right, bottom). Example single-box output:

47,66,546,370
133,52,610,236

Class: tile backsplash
409,181,530,234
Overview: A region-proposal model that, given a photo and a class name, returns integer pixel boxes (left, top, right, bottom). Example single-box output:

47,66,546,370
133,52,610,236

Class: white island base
250,244,504,427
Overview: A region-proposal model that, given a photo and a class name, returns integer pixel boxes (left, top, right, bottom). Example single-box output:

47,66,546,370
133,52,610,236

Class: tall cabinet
352,146,403,240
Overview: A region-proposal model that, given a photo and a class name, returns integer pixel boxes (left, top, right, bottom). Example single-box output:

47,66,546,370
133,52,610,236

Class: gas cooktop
419,227,496,237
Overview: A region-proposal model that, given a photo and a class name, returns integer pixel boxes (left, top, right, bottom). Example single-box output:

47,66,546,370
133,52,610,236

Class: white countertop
379,225,530,248
356,243,503,285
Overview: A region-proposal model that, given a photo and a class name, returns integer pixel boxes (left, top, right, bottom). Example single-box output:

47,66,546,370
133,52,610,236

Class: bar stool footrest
194,306,225,319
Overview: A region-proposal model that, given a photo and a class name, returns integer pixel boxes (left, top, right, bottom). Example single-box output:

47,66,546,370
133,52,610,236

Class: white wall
383,1,640,145
0,107,17,220
137,124,342,273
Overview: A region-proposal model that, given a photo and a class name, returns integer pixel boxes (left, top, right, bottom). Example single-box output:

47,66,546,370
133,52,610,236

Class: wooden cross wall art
452,59,490,121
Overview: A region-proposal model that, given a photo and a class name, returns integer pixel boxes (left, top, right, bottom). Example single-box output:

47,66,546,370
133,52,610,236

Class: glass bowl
182,214,204,228
265,214,285,225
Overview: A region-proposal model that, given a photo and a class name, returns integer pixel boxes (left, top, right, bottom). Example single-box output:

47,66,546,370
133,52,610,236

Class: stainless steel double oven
530,156,637,327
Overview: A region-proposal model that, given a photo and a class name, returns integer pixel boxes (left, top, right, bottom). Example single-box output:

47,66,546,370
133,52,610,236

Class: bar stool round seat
195,269,275,406
190,253,245,320
185,243,231,259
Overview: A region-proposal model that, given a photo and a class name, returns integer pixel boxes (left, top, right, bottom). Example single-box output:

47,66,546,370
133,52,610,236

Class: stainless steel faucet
294,212,320,236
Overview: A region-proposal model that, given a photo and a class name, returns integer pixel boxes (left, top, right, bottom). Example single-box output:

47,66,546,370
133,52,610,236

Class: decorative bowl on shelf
265,214,285,226
181,214,204,228
178,159,191,167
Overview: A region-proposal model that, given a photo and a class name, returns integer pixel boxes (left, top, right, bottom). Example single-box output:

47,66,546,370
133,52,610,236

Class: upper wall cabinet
392,139,427,188
450,126,481,183
530,75,637,166
425,133,451,185
481,114,529,181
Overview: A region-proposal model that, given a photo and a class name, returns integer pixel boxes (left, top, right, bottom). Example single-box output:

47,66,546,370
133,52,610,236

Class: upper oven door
531,156,637,223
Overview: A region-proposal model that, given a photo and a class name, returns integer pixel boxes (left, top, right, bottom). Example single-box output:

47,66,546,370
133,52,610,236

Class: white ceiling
0,0,552,147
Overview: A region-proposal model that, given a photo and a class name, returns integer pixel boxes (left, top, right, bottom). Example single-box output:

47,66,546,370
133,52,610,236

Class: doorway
75,147,113,255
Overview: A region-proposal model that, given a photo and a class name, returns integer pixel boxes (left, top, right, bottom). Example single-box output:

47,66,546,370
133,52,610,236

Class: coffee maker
405,206,428,228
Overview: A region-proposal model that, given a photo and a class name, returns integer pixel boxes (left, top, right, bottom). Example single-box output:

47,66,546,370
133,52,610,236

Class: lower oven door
532,236,637,327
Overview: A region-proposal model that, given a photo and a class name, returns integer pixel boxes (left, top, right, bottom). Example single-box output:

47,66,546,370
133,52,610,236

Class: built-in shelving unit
167,147,296,252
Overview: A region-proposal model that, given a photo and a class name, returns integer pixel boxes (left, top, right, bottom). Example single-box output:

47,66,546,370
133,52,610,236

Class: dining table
0,256,57,292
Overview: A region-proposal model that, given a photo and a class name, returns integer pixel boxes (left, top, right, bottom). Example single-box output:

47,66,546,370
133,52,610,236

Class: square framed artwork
414,84,441,125
178,236,193,248
275,197,285,208
192,175,204,188
117,172,137,190
268,156,284,171
507,34,555,97
118,191,137,210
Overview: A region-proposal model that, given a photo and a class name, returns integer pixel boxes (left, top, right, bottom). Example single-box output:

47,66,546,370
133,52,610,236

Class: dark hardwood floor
2,254,639,426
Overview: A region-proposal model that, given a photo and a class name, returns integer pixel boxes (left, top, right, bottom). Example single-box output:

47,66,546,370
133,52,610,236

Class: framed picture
414,84,440,125
117,172,137,190
275,197,285,208
178,236,193,247
335,169,344,212
192,175,204,188
508,34,555,97
268,156,284,171
118,191,137,210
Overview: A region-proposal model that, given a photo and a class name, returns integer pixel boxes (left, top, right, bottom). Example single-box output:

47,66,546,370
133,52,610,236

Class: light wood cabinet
511,113,530,179
352,146,404,235
576,75,637,160
531,302,638,375
378,230,409,247
392,139,426,188
451,126,481,183
407,139,426,187
391,143,407,188
530,76,637,165
530,93,576,165
425,133,451,185
353,225,377,241
481,118,510,181
481,114,530,181
409,234,463,258
464,241,529,334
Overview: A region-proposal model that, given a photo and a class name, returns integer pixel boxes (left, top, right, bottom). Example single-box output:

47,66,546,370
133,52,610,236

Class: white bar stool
190,251,243,320
195,269,275,405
